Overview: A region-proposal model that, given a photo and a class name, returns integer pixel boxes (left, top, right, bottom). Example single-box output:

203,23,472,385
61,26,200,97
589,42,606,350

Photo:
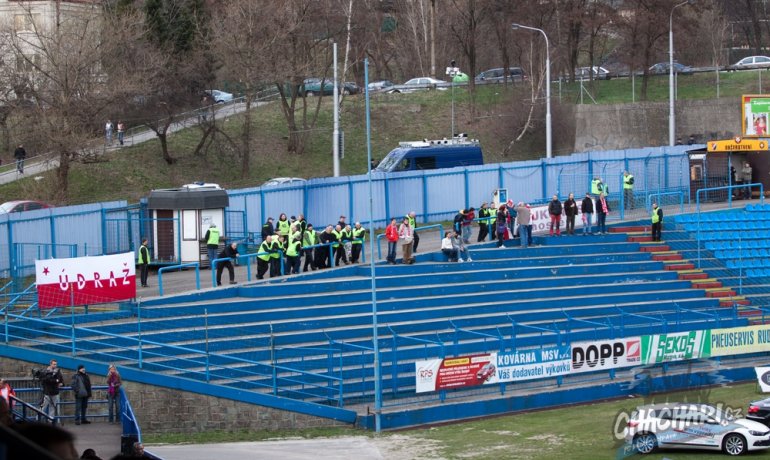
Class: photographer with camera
39,359,63,422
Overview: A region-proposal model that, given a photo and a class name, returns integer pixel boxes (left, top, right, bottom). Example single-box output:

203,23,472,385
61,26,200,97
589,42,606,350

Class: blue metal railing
376,224,445,259
157,262,200,296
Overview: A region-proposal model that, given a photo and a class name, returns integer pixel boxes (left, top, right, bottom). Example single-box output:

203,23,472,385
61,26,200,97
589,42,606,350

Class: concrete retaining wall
574,97,740,152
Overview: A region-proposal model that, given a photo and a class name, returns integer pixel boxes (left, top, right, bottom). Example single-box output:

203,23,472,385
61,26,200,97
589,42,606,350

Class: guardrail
157,262,200,296
376,224,445,259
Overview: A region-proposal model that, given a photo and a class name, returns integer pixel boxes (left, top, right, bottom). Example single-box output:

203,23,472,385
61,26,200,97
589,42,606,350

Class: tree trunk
56,151,71,202
241,98,252,177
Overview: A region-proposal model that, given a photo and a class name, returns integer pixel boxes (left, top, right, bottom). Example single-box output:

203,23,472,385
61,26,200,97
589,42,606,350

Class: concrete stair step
665,263,695,270
641,245,671,252
692,281,723,289
679,272,709,280
706,289,737,297
653,254,683,261
628,235,653,242
721,299,752,307
611,226,649,233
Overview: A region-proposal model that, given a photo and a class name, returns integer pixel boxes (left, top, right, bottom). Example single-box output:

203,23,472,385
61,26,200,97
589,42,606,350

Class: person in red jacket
385,218,399,264
0,378,15,409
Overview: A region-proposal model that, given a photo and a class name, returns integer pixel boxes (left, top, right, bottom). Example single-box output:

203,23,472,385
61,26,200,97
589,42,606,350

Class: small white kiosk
146,183,229,266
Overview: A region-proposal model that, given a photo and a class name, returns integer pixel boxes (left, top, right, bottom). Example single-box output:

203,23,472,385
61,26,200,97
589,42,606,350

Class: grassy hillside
0,69,764,206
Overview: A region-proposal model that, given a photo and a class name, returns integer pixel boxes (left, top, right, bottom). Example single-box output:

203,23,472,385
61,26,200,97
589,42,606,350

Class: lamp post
446,60,459,139
512,23,551,158
669,0,694,147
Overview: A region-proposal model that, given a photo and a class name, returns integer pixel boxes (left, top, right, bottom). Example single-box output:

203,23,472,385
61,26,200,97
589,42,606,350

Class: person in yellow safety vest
290,224,301,244
332,224,348,266
302,223,317,272
256,235,272,279
623,171,635,210
351,222,367,264
651,203,663,242
137,238,150,288
590,177,604,197
269,235,284,277
477,203,493,242
275,213,291,238
406,211,420,253
285,236,302,274
203,223,220,270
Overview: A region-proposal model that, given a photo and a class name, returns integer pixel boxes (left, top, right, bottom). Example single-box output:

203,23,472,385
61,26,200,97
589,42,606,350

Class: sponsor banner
527,201,595,235
640,330,711,364
742,95,770,138
571,337,642,374
35,252,136,308
415,347,571,394
756,367,770,393
710,325,770,357
415,354,493,394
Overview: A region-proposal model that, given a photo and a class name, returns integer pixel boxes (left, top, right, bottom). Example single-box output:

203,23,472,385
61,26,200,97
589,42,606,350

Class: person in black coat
216,242,239,286
71,365,92,425
563,193,578,235
261,217,274,241
548,195,563,236
581,193,595,235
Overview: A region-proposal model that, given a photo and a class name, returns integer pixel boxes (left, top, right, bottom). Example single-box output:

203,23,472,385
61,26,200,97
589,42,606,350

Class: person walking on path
71,365,92,425
651,202,663,242
399,217,415,264
117,121,126,146
105,120,113,145
13,144,25,174
385,218,399,264
106,365,121,424
137,238,150,288
623,171,635,210
581,192,594,235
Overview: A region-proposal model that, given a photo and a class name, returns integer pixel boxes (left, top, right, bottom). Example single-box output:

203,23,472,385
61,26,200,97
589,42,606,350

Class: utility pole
430,0,436,79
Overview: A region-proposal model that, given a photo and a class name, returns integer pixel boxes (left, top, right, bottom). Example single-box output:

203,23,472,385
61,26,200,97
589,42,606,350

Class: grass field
143,382,770,459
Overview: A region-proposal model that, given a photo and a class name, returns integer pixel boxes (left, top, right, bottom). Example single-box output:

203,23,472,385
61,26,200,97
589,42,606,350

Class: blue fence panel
500,163,542,204
349,177,387,227
426,169,466,219
387,174,425,222
465,166,499,209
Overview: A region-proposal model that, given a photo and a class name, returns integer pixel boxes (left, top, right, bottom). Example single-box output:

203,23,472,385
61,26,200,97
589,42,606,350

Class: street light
669,0,695,147
446,60,459,139
512,23,551,158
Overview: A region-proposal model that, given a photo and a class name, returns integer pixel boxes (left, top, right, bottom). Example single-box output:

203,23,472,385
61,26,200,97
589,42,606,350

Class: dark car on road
301,78,359,96
649,62,693,75
475,67,526,83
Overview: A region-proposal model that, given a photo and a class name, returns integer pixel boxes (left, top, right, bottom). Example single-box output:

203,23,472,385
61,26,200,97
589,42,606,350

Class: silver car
727,56,770,71
624,403,770,456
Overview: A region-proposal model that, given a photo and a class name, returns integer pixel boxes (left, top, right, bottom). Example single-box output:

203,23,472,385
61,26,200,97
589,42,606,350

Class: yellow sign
708,137,769,152
710,325,770,357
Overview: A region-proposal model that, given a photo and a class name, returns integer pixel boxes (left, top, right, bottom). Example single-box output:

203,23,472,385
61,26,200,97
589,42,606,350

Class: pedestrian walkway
0,99,257,187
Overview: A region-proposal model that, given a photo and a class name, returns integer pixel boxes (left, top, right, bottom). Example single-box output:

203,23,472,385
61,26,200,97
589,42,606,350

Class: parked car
261,177,306,187
575,66,611,81
205,90,233,103
475,67,526,83
397,77,449,93
367,80,399,93
727,56,770,71
0,200,53,214
747,397,770,427
302,79,358,97
648,62,693,75
624,403,770,456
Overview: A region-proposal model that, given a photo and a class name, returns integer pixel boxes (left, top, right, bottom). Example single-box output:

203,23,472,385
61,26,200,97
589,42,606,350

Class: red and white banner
35,252,136,308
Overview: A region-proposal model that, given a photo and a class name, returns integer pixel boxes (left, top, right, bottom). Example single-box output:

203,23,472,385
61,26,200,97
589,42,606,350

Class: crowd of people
0,360,145,459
